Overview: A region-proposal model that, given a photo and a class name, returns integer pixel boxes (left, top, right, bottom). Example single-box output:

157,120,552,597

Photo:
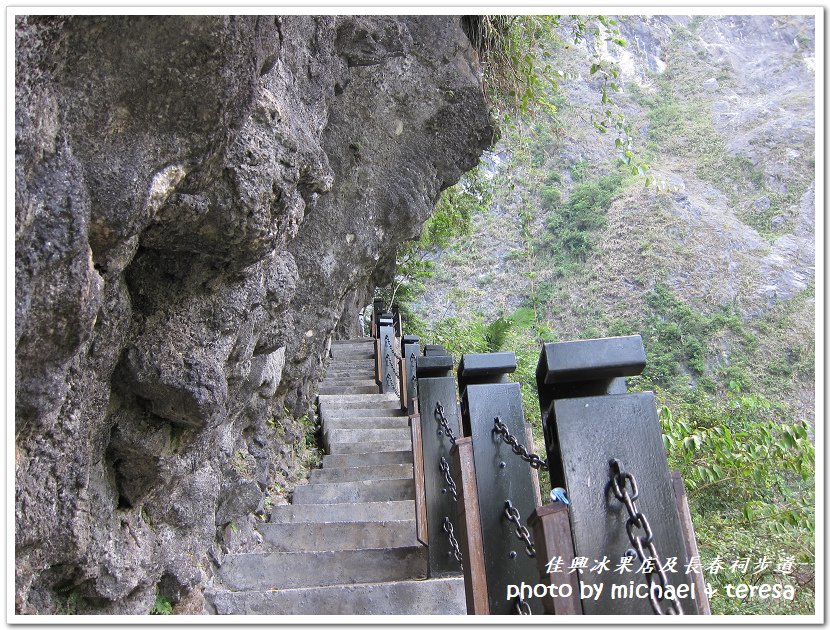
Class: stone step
321,378,379,388
323,416,410,430
324,368,376,377
325,427,411,444
328,440,412,455
268,500,415,523
327,358,376,367
325,367,376,375
310,463,413,483
209,577,466,615
293,478,414,504
257,519,417,552
331,347,376,359
330,338,376,347
317,393,399,407
320,405,406,419
318,385,379,396
218,547,427,590
322,451,413,468
331,338,376,345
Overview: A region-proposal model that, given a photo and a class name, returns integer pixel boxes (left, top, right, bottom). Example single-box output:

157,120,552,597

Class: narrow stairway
209,338,466,614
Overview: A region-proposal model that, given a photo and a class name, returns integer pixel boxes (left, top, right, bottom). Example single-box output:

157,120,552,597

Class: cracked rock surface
15,15,492,613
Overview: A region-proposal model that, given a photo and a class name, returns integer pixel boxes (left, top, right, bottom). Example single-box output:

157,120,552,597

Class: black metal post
457,352,545,615
378,315,397,396
536,335,698,615
415,349,463,578
372,298,384,338
401,335,420,415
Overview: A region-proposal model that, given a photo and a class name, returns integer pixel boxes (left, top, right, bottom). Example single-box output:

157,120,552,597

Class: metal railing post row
455,352,545,615
414,347,464,578
535,335,705,615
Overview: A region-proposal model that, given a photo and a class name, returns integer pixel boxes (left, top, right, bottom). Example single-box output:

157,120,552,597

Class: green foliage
424,170,492,250
484,316,512,352
639,285,750,390
540,186,562,210
384,165,494,312
140,506,156,532
56,591,84,615
470,15,650,180
151,594,173,615
469,15,611,117
297,412,323,470
231,450,254,478
659,394,814,614
544,171,562,186
569,158,589,183
541,173,625,274
414,315,489,358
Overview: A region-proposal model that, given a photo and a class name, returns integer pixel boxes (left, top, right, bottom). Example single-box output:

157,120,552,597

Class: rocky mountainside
413,14,815,416
406,14,816,614
15,15,492,614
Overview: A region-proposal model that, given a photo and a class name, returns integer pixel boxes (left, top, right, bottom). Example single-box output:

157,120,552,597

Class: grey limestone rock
15,14,491,613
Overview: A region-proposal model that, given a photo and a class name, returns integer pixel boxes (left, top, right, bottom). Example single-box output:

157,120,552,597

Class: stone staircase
208,338,466,614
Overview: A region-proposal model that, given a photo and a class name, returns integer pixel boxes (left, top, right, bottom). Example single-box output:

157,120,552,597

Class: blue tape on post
550,487,570,505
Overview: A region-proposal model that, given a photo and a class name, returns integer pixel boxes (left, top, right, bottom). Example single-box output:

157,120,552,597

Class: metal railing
363,302,710,616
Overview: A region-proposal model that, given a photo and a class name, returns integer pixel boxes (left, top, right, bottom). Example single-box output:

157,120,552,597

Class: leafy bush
383,165,494,310
151,595,173,615
544,171,563,186
540,186,562,210
570,158,589,183
641,284,749,389
466,15,626,119
484,316,512,352
659,393,815,614
541,173,625,270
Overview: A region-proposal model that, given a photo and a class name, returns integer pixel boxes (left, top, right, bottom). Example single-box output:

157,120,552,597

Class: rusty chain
434,401,458,446
609,459,684,615
443,516,463,565
503,500,536,558
493,416,548,470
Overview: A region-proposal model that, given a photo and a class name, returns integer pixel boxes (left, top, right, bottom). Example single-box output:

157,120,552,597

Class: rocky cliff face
414,15,814,413
15,15,492,614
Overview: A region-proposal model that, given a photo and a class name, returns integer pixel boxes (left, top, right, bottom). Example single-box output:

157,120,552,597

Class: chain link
434,401,458,446
503,500,536,558
514,598,532,615
408,351,417,387
383,341,400,378
384,370,400,396
384,353,400,380
443,516,463,565
493,417,548,470
381,334,400,396
609,459,683,615
439,456,458,501
383,333,402,360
